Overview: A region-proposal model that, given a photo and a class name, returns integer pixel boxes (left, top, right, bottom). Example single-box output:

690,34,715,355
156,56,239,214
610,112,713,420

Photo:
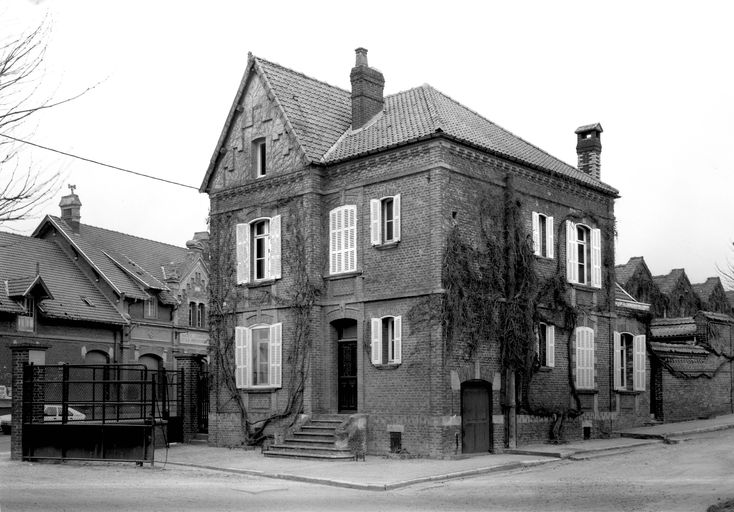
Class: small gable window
253,138,266,177
197,303,205,328
532,212,554,258
370,195,401,246
235,216,282,284
370,315,402,365
144,296,158,319
18,297,35,332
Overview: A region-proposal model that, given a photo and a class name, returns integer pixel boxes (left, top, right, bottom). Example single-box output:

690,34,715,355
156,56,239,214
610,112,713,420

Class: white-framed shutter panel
269,323,282,387
546,325,555,368
235,326,251,388
269,215,281,280
576,327,594,389
566,220,578,283
392,315,402,364
370,199,381,245
613,331,623,390
546,216,554,259
329,209,340,274
236,224,250,284
346,206,357,272
393,194,401,242
532,212,540,256
371,317,382,365
633,335,646,391
591,228,602,288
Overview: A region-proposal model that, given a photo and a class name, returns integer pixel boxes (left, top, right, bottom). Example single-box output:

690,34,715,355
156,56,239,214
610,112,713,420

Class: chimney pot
575,123,603,180
350,48,385,129
355,47,368,67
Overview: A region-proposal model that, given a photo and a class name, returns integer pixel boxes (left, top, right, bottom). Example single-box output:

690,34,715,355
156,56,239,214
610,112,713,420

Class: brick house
0,188,209,387
201,48,655,456
653,268,701,318
691,277,731,315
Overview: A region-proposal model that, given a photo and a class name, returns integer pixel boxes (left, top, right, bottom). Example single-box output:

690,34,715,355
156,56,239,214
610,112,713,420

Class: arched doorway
461,380,492,453
333,320,358,413
138,354,163,372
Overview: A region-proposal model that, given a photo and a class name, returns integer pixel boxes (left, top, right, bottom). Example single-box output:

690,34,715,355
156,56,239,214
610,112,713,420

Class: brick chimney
350,48,385,129
59,184,82,233
575,123,603,180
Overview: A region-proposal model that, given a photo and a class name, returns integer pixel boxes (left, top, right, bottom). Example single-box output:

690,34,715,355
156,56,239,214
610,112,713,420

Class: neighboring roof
615,256,647,286
35,216,190,305
650,317,697,338
615,283,650,311
726,290,734,309
0,232,126,324
653,268,687,295
649,341,709,356
696,311,734,323
202,54,619,196
691,277,723,303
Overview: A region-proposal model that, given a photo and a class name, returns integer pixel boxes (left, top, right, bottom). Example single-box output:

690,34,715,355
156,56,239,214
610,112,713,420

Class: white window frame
575,326,595,389
371,315,402,365
144,296,158,319
236,215,281,284
330,205,357,274
370,194,401,245
536,323,555,367
17,296,35,332
254,138,267,177
566,221,601,288
235,323,282,389
615,332,646,391
532,212,554,259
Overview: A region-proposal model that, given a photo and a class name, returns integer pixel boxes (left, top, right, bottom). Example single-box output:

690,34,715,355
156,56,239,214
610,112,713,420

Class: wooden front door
462,381,491,453
338,339,358,412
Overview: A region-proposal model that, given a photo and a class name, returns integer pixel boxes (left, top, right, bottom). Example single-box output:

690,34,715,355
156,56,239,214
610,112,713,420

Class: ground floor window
614,332,646,391
235,323,282,388
370,315,402,365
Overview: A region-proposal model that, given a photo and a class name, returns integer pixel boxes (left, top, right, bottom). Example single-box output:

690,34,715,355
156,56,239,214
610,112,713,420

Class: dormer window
144,296,158,319
18,297,35,332
253,138,266,177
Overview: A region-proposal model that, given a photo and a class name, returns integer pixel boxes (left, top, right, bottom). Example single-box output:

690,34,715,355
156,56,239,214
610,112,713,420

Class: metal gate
197,371,209,433
21,364,162,464
149,368,184,443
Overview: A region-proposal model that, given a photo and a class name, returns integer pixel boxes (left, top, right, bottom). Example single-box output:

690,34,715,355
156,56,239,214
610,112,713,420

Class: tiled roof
726,291,734,309
697,311,734,323
46,216,189,304
0,232,126,324
650,317,696,338
6,276,38,297
615,282,650,311
649,341,708,356
691,277,722,303
203,55,619,196
653,268,686,295
615,256,646,286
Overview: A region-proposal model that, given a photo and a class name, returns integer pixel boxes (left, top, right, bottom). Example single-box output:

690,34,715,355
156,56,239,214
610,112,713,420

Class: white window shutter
613,331,622,390
633,335,646,391
546,216,554,259
236,224,250,284
270,323,282,387
546,325,555,367
393,194,401,242
532,212,540,256
346,205,356,272
329,209,339,274
371,317,382,365
392,315,402,364
591,228,602,288
370,199,381,245
235,326,250,388
566,220,578,283
269,215,281,280
575,327,594,389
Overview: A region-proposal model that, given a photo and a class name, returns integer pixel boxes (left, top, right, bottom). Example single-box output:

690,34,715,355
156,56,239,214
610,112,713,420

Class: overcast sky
3,1,733,286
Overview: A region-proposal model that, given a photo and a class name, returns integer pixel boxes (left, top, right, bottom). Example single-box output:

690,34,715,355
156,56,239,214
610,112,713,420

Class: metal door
338,340,357,412
462,381,491,453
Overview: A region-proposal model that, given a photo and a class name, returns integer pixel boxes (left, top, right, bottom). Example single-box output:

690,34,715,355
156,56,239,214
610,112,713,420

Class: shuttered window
371,315,402,365
532,212,554,258
566,221,601,288
537,323,555,368
234,323,282,389
236,216,281,284
370,195,401,245
633,335,646,391
575,327,595,389
330,205,357,274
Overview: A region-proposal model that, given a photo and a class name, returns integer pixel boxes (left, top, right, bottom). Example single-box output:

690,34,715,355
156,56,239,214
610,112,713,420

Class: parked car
0,405,86,434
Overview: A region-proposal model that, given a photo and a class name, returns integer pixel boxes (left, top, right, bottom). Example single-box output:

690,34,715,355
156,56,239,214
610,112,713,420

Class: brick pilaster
9,342,49,461
175,354,201,443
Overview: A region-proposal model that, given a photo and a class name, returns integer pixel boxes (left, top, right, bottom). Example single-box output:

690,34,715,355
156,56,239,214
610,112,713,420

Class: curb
163,458,553,491
619,422,734,441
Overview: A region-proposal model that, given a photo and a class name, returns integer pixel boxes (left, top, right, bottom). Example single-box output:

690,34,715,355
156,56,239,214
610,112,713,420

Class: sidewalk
162,414,734,491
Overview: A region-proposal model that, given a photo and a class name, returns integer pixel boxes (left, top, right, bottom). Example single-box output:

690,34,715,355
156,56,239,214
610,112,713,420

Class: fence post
9,342,49,461
174,354,200,443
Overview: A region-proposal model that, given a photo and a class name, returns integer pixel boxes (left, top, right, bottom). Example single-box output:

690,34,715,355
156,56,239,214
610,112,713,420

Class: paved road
1,429,733,511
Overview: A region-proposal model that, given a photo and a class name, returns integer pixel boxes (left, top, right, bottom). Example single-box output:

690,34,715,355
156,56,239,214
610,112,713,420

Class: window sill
576,388,598,395
568,282,602,292
534,255,554,261
537,366,553,373
373,241,400,250
374,362,401,369
238,387,280,393
615,389,643,396
325,270,362,281
245,279,277,288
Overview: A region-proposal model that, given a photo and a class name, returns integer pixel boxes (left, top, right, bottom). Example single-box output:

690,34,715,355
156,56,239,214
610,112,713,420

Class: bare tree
0,20,91,225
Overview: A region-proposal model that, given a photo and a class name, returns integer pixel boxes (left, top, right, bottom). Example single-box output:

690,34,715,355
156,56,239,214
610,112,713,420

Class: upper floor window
329,205,357,274
370,195,401,245
371,315,402,365
234,323,282,388
536,323,555,368
188,301,196,326
144,296,158,319
253,138,266,177
575,326,595,389
566,221,601,288
197,303,205,328
532,212,554,258
18,297,35,332
236,216,282,284
614,332,646,391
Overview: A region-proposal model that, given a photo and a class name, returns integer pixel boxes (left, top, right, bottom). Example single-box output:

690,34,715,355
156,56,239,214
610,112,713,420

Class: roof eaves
102,251,169,292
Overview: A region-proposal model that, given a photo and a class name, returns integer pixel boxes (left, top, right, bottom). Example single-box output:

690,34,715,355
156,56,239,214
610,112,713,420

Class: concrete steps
263,416,354,461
